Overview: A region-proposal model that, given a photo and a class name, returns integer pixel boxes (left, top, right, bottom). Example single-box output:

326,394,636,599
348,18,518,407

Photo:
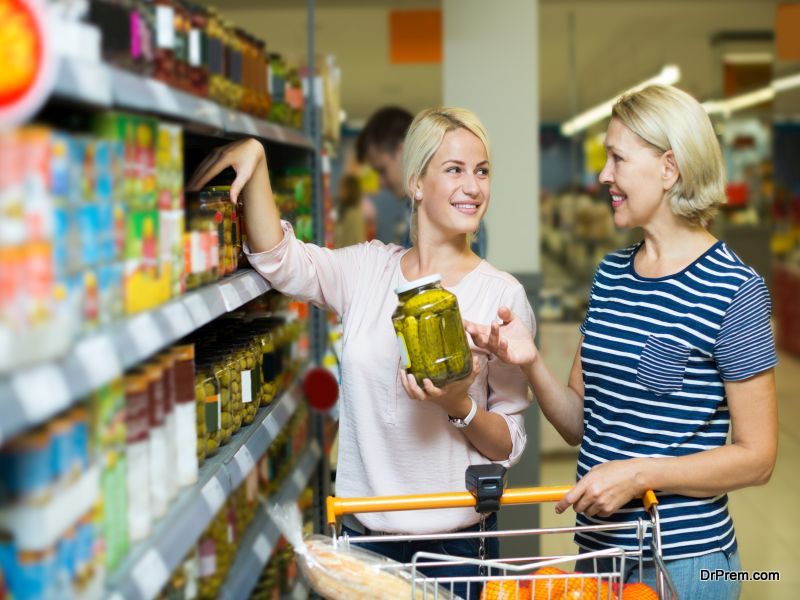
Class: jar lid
395,273,442,295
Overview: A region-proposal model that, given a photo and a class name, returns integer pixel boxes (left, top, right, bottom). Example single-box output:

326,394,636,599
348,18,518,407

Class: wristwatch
448,395,478,429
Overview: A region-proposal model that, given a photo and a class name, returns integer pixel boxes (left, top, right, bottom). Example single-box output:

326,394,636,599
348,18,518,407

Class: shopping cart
325,468,678,600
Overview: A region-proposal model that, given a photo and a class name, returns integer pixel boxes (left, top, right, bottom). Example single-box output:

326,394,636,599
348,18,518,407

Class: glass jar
185,192,221,286
153,0,176,85
173,0,191,91
195,362,222,455
206,8,226,105
210,352,239,438
188,3,209,96
224,21,243,109
392,274,472,387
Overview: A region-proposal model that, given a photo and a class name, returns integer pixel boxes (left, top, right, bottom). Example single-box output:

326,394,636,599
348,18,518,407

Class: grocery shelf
0,270,270,445
50,55,314,150
0,466,100,552
106,381,307,600
219,440,322,600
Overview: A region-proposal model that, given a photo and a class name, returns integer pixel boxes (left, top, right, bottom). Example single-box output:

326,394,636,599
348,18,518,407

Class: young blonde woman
466,85,777,599
188,107,535,597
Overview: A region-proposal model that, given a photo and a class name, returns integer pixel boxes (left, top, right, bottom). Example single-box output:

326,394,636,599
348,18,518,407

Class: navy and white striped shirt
575,240,777,561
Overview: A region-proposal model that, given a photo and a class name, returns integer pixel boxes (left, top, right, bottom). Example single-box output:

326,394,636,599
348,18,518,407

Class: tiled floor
536,344,799,599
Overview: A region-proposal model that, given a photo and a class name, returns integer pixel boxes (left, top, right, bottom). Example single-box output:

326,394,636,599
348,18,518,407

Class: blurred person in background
358,106,488,258
466,85,778,600
334,174,367,248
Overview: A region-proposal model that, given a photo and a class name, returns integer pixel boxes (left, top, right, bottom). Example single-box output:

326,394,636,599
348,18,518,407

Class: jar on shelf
173,0,192,91
195,361,221,456
392,274,472,387
234,337,259,425
171,344,199,486
185,192,220,288
224,21,243,109
208,353,236,440
206,7,226,105
187,3,209,97
154,0,177,85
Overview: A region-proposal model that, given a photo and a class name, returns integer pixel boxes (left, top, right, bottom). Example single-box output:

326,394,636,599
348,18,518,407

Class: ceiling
209,0,786,124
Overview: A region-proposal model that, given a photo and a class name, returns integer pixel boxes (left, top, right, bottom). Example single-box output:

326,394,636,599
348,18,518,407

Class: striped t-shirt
575,240,777,561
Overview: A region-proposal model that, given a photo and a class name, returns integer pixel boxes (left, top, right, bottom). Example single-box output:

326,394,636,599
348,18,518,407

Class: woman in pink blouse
188,107,535,596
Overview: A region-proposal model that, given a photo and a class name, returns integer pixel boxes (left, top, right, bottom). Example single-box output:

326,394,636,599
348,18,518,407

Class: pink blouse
246,221,535,534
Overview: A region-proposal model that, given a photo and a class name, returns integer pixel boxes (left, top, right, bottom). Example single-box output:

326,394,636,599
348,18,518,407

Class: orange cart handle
327,486,659,526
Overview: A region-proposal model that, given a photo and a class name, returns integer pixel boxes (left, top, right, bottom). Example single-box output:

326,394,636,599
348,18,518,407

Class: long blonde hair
401,107,491,244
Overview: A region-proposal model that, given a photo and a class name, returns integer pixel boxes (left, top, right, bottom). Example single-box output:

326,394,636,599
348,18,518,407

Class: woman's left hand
555,459,648,518
400,356,481,417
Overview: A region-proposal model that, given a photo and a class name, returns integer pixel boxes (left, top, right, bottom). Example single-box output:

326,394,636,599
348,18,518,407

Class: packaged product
392,274,472,387
172,345,199,486
125,373,152,541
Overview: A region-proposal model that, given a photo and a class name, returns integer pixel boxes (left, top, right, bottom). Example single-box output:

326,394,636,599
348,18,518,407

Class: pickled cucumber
441,308,471,379
418,312,448,383
402,289,456,317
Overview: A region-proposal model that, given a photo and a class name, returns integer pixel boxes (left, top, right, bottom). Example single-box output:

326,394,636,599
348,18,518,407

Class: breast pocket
636,335,691,396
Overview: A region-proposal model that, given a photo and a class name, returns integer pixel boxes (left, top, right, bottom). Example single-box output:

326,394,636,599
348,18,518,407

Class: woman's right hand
464,306,539,367
187,138,267,203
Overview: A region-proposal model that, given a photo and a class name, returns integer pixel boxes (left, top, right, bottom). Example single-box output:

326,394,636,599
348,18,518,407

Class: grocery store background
1,0,798,598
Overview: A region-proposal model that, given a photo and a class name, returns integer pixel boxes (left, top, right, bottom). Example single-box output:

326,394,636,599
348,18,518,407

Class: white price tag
162,302,193,338
292,466,306,489
201,476,226,513
253,533,271,564
235,445,255,476
242,274,264,299
241,115,258,136
148,79,181,114
219,283,242,311
242,370,253,404
184,294,212,326
128,313,162,357
73,61,107,105
261,416,280,439
75,335,121,389
13,365,70,422
132,548,169,599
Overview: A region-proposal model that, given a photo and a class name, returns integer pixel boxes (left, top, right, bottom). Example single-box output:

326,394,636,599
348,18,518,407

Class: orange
565,575,599,599
621,582,658,600
532,567,566,600
480,579,532,600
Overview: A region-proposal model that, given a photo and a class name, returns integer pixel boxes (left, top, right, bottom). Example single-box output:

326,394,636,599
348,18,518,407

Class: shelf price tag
132,548,169,598
147,79,181,114
184,294,212,326
219,283,242,311
201,476,226,514
242,273,266,298
128,313,162,357
162,302,194,338
292,465,306,489
234,445,255,477
261,415,280,439
13,365,70,423
253,533,271,564
75,335,121,389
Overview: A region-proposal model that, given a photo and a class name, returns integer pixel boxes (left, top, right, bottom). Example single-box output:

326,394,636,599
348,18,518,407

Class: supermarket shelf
106,381,306,600
50,56,314,150
0,466,100,551
0,269,270,445
219,440,322,600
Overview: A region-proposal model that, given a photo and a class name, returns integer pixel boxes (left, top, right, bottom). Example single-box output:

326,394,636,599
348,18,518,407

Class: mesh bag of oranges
480,567,658,600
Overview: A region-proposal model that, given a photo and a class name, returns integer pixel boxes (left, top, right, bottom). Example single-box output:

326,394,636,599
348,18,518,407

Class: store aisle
538,348,799,599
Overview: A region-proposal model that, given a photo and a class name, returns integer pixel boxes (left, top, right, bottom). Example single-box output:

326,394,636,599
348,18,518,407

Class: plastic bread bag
270,503,459,600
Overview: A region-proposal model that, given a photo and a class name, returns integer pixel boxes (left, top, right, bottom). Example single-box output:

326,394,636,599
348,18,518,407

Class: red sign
0,0,54,128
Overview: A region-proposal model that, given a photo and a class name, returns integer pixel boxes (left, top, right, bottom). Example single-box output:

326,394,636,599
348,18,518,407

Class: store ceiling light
560,64,681,136
703,71,800,116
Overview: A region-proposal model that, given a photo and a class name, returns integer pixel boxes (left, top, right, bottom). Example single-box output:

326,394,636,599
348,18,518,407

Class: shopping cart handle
326,487,660,525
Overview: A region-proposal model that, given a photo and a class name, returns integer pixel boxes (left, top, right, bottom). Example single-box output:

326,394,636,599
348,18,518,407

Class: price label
184,294,212,326
13,365,70,422
219,283,242,311
75,335,121,389
201,476,226,513
132,548,169,599
292,466,306,489
73,60,111,105
148,79,181,114
261,416,280,439
241,273,263,299
235,445,255,476
253,533,271,564
162,302,193,338
128,313,162,357
240,114,258,136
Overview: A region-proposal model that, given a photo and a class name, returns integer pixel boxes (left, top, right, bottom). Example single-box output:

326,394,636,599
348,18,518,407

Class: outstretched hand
464,306,538,366
186,138,266,204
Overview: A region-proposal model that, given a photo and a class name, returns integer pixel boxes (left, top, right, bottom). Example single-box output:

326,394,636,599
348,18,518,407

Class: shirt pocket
635,335,691,396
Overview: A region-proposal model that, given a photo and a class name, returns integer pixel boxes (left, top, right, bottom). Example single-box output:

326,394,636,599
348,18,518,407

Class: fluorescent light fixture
703,71,800,116
560,64,681,136
723,52,773,65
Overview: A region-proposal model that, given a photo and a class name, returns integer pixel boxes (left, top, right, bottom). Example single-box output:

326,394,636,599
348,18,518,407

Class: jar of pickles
154,0,176,85
193,186,240,277
185,198,219,289
206,8,226,105
187,3,209,96
234,339,259,425
392,274,472,387
195,361,223,456
224,21,243,109
209,351,239,438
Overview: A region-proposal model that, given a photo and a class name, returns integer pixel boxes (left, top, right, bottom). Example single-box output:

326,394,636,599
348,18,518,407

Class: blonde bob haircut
612,84,725,227
402,107,491,244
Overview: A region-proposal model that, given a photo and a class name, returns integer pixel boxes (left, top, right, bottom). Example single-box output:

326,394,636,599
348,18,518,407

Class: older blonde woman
188,107,535,596
466,85,777,599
